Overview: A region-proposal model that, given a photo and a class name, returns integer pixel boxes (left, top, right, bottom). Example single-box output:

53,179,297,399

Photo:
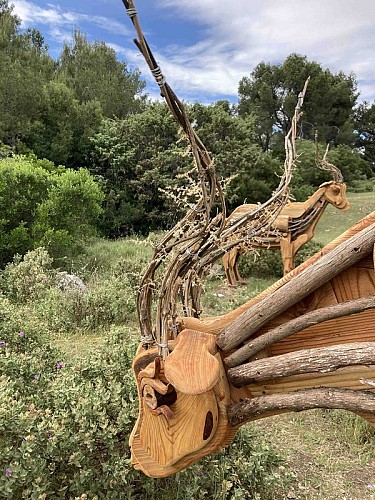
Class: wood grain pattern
164,329,220,395
234,297,375,360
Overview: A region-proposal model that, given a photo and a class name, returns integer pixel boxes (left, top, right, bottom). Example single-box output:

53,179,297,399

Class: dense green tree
0,155,104,266
238,54,358,151
58,30,146,119
189,101,283,207
90,100,287,236
90,102,187,236
28,81,103,166
0,1,55,145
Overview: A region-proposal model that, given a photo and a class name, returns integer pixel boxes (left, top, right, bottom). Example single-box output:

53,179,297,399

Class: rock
57,272,87,293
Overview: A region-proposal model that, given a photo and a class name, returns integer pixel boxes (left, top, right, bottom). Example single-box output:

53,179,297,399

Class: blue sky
11,0,375,104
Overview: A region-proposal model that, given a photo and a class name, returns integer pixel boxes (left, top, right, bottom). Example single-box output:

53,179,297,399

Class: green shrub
39,275,138,333
1,247,139,336
348,178,375,193
1,248,54,302
34,168,104,263
0,155,104,267
1,323,286,499
0,327,140,499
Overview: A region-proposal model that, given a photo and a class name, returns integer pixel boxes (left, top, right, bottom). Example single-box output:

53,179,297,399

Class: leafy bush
0,322,286,499
2,248,54,302
0,327,139,499
1,246,140,335
0,155,104,267
348,178,375,193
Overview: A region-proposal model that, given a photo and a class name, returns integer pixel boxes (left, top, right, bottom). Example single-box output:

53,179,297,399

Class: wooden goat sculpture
223,149,350,286
122,0,374,480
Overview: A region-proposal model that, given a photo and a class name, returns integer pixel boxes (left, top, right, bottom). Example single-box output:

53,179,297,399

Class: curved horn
315,132,344,183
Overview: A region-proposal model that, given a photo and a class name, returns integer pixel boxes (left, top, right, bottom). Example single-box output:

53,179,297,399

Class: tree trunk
228,387,375,426
228,342,375,386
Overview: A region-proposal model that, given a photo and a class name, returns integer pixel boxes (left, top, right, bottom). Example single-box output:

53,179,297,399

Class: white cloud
12,1,131,40
145,0,375,102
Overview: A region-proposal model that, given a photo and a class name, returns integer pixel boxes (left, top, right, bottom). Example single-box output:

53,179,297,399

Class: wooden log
217,221,375,361
226,296,375,365
228,342,375,386
228,388,375,426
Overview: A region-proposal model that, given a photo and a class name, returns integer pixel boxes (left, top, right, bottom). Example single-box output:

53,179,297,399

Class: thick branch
228,342,375,387
227,296,375,365
217,222,375,361
228,388,375,427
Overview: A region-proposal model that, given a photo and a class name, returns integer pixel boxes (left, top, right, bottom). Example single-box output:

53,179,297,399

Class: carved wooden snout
164,329,221,395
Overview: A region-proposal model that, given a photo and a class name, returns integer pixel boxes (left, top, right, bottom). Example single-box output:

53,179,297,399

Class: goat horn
315,134,344,183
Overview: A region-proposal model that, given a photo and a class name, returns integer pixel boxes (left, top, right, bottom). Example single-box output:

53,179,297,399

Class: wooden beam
217,221,375,361
225,296,375,367
228,387,375,426
228,342,375,386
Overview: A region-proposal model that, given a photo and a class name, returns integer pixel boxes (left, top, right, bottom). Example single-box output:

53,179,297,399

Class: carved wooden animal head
319,181,350,211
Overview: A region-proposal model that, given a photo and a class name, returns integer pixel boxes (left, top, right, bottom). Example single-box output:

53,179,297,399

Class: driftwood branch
228,342,375,387
228,388,375,426
217,221,375,365
227,296,375,363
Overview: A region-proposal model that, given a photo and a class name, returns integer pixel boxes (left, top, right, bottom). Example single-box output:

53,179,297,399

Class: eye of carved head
331,185,341,195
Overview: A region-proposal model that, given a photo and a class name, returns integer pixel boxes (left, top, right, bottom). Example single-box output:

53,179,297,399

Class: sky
11,0,375,105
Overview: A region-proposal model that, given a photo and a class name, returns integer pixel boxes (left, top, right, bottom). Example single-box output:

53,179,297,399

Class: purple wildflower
0,341,5,347
56,361,64,369
5,468,12,477
18,331,25,337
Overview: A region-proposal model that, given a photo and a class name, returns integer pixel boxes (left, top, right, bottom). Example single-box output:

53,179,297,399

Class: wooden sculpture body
222,181,350,286
130,212,375,478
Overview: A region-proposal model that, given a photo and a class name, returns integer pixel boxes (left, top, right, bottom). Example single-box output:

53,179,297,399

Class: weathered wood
217,221,375,360
227,296,375,363
228,388,375,426
228,342,375,386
